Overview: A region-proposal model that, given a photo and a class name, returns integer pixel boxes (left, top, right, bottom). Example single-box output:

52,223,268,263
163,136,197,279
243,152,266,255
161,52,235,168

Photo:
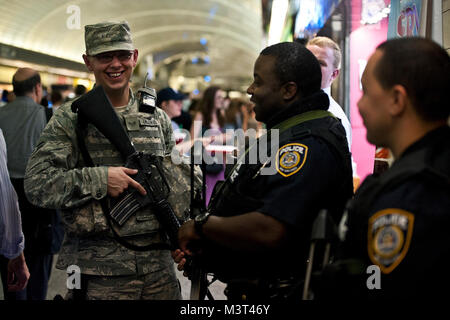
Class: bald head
12,68,42,102
13,67,39,82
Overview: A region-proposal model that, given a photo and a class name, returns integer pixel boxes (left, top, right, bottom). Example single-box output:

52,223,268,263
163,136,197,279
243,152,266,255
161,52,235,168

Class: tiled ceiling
0,0,263,90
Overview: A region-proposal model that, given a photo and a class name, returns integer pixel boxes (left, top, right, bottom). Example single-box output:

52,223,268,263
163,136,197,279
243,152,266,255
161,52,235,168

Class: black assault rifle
71,85,201,271
72,85,182,242
72,84,212,299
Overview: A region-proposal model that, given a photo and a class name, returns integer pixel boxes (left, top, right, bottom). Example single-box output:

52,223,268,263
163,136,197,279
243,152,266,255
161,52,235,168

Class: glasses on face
92,51,134,63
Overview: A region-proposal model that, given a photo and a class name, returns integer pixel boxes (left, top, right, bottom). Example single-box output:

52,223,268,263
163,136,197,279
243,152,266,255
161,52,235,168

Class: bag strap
272,110,335,131
229,110,334,179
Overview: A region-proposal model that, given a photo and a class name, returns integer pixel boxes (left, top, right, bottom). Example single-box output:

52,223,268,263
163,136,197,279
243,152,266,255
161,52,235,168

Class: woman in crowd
190,86,227,205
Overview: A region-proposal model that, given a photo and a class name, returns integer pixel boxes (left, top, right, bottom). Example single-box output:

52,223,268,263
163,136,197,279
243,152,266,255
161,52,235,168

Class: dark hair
12,73,41,96
376,37,450,121
198,86,225,128
188,99,200,114
1,90,8,102
225,98,245,124
260,41,322,98
75,84,87,96
51,91,63,104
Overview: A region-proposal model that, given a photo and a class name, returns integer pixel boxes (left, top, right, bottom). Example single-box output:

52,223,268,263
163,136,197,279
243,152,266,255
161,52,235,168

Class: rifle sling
230,110,334,177
75,117,171,252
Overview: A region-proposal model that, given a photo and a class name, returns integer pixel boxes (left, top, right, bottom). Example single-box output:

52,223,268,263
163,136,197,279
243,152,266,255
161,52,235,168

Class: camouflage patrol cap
84,21,135,56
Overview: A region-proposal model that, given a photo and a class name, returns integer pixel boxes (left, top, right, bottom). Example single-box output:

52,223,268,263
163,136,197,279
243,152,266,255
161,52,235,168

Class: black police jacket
340,125,450,300
203,92,353,282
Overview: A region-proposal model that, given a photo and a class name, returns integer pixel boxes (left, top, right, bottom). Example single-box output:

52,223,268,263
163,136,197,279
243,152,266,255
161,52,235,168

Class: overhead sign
387,0,423,38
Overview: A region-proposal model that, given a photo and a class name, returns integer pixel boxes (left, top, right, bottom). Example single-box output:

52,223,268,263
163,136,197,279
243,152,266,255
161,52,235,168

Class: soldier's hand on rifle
107,166,147,197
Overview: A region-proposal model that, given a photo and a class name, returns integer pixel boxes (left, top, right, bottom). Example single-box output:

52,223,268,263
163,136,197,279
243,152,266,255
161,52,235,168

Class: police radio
137,73,157,113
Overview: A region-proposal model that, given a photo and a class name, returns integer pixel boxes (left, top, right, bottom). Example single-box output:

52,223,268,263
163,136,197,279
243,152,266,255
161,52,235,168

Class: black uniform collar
265,90,329,129
399,125,450,159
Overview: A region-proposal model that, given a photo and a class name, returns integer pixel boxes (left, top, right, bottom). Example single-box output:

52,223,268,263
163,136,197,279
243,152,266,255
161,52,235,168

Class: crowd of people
0,19,448,302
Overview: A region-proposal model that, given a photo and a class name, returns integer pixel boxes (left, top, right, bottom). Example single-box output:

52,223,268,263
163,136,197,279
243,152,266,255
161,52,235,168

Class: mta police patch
276,143,308,177
368,208,415,274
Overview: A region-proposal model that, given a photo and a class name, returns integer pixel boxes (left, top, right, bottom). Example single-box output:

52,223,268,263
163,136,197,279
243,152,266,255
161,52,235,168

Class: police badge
368,208,415,274
276,143,308,177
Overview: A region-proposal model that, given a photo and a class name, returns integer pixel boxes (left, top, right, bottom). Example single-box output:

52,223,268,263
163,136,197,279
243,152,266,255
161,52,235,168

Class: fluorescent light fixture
268,0,289,45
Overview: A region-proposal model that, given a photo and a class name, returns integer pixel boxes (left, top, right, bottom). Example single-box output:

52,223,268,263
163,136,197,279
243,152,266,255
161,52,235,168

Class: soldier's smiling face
83,49,138,93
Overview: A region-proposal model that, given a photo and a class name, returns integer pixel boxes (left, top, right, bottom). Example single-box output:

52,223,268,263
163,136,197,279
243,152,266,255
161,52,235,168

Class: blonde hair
307,36,341,70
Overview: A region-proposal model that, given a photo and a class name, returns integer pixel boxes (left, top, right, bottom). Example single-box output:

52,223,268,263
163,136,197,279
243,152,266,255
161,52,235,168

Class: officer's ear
281,81,298,101
389,84,408,117
83,54,94,72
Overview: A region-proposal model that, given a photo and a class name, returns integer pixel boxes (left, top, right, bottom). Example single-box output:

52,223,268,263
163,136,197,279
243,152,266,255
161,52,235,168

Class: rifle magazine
110,193,142,226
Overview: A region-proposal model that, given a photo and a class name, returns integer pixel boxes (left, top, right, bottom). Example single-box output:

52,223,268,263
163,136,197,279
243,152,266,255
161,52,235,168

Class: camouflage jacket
24,91,179,276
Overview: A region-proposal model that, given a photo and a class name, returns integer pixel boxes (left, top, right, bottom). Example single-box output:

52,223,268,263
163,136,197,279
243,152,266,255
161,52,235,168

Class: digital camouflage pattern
85,21,134,56
24,90,199,279
162,156,203,222
65,264,181,300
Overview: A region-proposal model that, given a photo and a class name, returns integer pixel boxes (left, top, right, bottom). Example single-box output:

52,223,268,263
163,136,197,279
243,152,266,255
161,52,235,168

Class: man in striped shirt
0,129,30,292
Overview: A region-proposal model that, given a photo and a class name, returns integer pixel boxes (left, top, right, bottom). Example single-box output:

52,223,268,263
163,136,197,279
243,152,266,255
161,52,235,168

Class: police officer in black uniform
173,41,353,301
326,37,450,300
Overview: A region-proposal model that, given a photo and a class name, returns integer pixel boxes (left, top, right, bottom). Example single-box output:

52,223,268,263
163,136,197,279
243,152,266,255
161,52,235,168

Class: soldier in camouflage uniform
24,21,182,300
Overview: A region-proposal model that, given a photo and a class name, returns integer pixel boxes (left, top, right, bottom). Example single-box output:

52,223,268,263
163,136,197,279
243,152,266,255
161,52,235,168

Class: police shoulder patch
276,143,308,177
368,208,415,274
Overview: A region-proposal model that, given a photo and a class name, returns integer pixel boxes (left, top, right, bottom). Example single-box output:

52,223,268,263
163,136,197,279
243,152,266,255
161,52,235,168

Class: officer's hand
171,249,187,272
178,219,202,256
107,167,147,197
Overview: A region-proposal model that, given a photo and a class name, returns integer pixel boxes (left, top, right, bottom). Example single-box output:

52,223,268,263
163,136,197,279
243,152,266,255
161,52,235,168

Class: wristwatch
194,212,210,237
